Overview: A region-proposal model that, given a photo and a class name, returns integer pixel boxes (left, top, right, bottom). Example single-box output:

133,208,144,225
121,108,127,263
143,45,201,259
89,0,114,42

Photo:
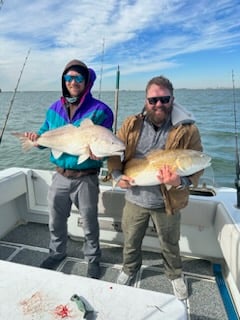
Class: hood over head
62,59,90,97
171,102,195,126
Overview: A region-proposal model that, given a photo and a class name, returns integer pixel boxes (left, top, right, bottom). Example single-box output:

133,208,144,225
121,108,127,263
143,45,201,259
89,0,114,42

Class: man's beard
145,104,173,126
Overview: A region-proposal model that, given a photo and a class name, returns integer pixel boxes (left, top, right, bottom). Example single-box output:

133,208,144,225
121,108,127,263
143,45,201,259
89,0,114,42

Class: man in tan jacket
108,75,203,300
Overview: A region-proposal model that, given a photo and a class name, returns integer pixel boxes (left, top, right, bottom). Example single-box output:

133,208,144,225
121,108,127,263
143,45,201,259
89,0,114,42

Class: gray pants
47,172,101,263
122,200,182,280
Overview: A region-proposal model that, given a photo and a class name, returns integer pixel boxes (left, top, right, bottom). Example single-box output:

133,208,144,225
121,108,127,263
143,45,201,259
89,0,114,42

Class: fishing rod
0,48,31,144
113,65,120,134
98,38,105,99
232,70,240,208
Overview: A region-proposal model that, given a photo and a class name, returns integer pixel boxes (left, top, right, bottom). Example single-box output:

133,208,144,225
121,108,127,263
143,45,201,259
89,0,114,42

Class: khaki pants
121,200,182,280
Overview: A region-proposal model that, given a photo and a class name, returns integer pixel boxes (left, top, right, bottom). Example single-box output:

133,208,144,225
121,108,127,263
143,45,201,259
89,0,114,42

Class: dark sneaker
40,255,66,270
87,262,101,279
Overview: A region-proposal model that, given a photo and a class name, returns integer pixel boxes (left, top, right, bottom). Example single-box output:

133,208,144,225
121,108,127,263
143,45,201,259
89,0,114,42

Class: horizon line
1,87,239,93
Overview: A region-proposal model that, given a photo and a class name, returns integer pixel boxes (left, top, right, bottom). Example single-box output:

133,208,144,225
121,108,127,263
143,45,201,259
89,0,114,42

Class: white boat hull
0,167,240,317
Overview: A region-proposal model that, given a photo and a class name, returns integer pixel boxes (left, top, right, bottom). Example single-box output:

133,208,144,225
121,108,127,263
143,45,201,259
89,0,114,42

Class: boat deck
0,222,231,319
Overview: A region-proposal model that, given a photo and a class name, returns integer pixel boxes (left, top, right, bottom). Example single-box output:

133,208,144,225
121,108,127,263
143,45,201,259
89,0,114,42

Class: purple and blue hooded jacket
38,60,114,170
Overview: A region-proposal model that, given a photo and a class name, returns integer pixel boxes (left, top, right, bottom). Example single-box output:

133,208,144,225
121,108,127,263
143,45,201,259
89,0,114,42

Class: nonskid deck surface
0,222,228,320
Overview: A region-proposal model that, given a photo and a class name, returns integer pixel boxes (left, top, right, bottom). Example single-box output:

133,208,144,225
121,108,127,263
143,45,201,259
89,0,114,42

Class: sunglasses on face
64,74,84,83
147,96,171,105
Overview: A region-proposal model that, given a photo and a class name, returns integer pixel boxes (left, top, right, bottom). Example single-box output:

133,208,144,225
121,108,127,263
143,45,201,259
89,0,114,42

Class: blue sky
0,0,239,91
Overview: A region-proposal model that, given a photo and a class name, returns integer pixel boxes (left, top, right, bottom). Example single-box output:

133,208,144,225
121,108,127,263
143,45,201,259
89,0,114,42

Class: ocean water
0,89,239,188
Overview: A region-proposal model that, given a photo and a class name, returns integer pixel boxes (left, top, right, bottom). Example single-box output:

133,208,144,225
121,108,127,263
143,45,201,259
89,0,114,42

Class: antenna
232,70,240,208
98,38,105,99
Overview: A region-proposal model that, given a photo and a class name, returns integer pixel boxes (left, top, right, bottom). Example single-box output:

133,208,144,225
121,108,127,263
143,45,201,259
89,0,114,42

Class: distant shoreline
1,88,239,93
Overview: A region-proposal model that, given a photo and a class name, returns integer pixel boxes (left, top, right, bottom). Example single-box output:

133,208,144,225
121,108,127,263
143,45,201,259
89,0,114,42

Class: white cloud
0,0,239,91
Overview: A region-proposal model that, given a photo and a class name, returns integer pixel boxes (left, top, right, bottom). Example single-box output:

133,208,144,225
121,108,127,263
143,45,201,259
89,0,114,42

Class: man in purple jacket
25,59,114,278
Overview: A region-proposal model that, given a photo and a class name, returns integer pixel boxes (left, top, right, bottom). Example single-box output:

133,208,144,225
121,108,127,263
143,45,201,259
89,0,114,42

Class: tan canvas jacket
108,103,203,214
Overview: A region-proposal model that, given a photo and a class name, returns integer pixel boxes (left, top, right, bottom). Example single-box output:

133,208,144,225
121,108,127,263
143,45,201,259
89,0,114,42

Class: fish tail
11,132,34,152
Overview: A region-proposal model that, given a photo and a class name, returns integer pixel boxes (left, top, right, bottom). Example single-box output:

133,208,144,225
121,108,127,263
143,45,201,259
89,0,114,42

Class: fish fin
80,118,94,128
51,149,63,159
77,154,90,164
11,132,34,152
77,145,92,164
165,184,172,190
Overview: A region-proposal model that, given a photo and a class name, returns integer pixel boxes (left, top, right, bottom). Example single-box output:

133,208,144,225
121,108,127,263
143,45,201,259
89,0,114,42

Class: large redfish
12,119,125,164
124,149,211,186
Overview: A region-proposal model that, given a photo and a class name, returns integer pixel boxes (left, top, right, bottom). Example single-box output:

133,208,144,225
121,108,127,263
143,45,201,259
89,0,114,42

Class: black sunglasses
147,96,171,105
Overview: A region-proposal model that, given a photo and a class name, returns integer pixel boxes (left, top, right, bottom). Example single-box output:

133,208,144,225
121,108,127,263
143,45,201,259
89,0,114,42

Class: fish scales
124,149,211,186
12,119,125,164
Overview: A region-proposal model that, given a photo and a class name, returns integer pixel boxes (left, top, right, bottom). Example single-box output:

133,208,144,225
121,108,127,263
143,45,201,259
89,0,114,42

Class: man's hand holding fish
156,164,181,187
24,132,39,147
